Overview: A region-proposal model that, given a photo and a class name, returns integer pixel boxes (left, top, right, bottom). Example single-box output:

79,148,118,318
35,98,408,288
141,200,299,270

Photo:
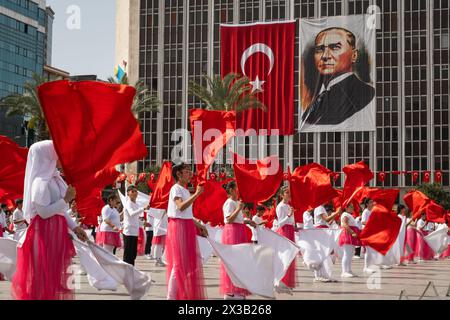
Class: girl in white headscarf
11,140,88,300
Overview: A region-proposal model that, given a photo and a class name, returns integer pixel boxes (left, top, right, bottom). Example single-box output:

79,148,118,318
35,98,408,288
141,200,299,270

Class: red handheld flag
149,161,175,210
193,179,230,226
341,161,374,209
0,135,28,201
38,80,147,222
232,153,283,203
289,163,338,221
403,190,430,220
221,21,295,135
189,109,236,183
360,196,402,255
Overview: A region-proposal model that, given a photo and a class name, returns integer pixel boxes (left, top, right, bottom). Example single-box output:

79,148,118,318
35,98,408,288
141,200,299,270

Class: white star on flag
249,75,265,93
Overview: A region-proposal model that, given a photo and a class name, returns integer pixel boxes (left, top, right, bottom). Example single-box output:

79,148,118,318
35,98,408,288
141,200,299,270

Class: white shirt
417,219,434,232
354,216,362,230
100,205,121,232
0,210,6,229
319,72,354,94
341,212,358,228
167,184,193,219
251,215,263,241
12,208,27,231
361,209,372,227
223,198,244,224
303,211,314,229
30,178,77,230
145,212,153,231
123,198,144,236
276,201,295,228
314,206,329,227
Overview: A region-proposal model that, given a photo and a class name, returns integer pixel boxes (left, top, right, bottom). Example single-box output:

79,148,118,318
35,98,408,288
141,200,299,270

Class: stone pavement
1,249,450,300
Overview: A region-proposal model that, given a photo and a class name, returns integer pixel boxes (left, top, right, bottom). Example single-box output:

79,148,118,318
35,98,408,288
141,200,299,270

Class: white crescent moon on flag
240,43,274,77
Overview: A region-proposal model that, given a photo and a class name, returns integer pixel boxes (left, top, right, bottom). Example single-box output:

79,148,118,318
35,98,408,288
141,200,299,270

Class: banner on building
221,21,295,136
299,15,376,132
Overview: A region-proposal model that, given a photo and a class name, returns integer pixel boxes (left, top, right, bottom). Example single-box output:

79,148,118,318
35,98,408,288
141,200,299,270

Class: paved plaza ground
1,249,449,300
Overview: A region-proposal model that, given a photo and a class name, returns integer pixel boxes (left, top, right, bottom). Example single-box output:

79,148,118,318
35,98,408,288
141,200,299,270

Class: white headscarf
22,140,67,223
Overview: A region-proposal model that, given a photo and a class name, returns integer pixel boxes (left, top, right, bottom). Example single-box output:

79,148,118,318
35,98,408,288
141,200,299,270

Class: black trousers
145,230,154,255
123,235,138,266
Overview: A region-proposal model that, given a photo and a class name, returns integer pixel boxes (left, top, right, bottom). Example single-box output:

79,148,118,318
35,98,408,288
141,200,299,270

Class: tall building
0,0,52,145
117,0,449,191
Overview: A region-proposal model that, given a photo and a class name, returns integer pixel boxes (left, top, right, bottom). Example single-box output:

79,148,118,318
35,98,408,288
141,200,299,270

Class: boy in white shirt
123,185,150,266
251,205,268,243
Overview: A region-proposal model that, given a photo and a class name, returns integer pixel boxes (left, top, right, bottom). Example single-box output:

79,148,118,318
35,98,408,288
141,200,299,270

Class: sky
46,0,116,80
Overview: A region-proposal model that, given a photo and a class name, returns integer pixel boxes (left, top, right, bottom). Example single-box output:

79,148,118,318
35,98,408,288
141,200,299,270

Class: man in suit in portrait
301,27,375,126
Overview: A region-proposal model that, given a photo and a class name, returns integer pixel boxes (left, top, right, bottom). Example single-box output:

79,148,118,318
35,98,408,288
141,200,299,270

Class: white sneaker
353,255,361,260
275,283,293,295
381,265,393,270
398,262,407,266
341,272,355,278
155,260,166,267
224,294,246,300
364,268,376,274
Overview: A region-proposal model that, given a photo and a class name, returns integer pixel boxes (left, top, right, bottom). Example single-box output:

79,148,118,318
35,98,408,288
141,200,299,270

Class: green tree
107,75,161,116
188,73,266,112
0,73,49,142
417,183,450,210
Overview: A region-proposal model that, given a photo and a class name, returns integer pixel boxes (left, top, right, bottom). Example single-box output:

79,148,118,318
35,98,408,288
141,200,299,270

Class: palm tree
107,75,161,116
0,73,49,143
188,72,266,112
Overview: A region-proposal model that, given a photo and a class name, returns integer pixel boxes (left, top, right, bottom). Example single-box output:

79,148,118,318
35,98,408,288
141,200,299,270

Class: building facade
116,0,449,190
0,0,52,145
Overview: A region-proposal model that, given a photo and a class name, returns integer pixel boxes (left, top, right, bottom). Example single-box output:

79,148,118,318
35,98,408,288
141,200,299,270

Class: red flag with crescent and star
220,21,295,136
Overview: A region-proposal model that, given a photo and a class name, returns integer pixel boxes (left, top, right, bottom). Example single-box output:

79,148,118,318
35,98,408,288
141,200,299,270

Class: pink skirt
418,230,435,260
440,241,450,259
403,228,420,261
11,215,75,300
339,226,362,247
277,224,296,289
0,227,3,280
165,218,206,300
137,227,146,256
152,235,166,245
96,231,122,248
220,223,251,297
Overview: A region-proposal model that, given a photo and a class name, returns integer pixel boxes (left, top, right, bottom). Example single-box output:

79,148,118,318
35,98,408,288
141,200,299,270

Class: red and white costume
165,183,205,300
220,198,251,298
276,201,296,288
339,212,361,275
11,141,78,300
96,204,122,253
150,208,167,261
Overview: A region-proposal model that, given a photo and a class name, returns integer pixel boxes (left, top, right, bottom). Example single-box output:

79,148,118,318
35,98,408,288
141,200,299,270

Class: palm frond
188,72,265,112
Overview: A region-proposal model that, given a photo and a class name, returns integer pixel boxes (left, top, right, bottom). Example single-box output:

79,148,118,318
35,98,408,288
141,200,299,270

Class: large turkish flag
221,21,295,136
